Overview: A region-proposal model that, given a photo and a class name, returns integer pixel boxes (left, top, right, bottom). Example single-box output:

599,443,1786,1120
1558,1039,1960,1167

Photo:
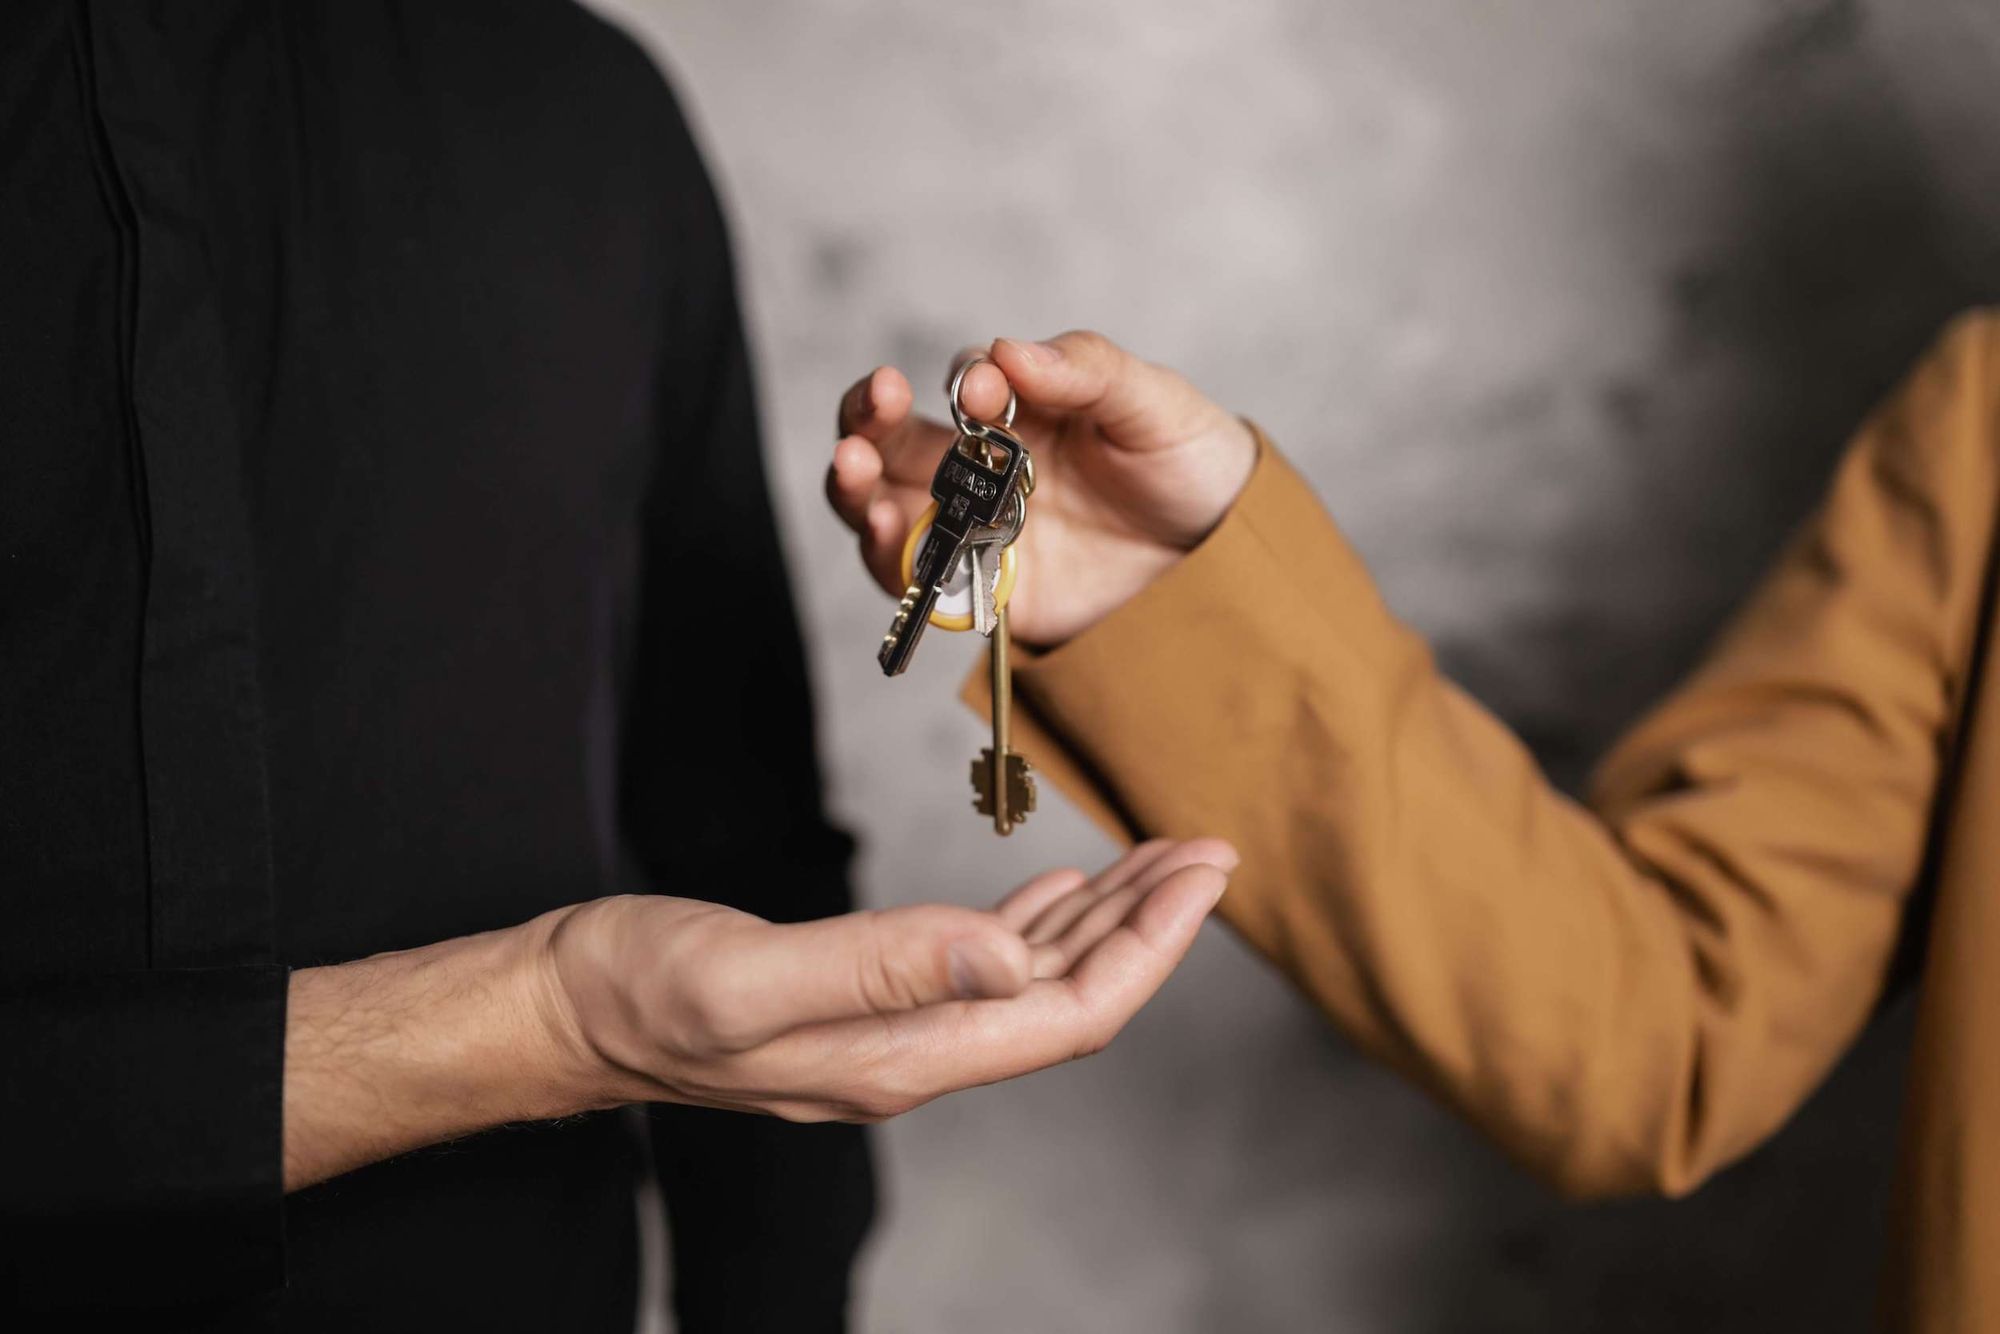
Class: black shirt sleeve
0,969,288,1310
616,89,875,1334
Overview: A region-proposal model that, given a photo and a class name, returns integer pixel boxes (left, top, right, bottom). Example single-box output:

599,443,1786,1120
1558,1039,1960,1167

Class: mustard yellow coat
982,312,2000,1330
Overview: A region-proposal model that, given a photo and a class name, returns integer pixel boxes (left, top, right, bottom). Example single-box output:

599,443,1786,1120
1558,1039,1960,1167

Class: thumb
988,330,1228,453
708,906,1034,1050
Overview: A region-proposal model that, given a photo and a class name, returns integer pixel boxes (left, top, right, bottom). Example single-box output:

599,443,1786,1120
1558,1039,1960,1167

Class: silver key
966,526,1010,637
972,486,1027,639
967,545,992,637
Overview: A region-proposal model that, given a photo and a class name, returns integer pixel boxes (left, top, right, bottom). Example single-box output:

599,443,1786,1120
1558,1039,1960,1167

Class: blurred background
593,1,2000,1329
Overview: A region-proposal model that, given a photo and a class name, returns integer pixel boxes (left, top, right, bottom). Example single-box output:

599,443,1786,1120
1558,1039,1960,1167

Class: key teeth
969,751,1036,827
970,750,995,815
1006,755,1037,817
880,581,933,671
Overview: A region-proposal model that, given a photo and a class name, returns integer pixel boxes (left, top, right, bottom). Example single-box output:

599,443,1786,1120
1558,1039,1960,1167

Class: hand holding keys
829,331,1255,646
876,357,1038,834
833,333,1256,832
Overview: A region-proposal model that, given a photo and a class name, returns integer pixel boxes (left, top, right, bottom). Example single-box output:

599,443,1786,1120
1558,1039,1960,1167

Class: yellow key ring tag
900,502,1018,632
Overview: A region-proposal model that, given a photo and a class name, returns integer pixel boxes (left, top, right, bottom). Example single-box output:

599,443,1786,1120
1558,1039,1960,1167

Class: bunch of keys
877,356,1039,835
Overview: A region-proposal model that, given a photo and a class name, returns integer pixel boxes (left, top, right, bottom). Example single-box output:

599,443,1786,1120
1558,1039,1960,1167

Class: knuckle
670,1000,725,1058
1058,328,1113,360
674,961,753,1055
703,1018,761,1056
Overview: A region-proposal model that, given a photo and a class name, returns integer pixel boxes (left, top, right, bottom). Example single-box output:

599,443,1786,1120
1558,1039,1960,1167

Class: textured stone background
590,2,2000,1329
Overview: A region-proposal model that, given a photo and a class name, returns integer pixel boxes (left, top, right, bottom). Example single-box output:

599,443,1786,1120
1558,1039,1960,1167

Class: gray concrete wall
592,2,2000,1329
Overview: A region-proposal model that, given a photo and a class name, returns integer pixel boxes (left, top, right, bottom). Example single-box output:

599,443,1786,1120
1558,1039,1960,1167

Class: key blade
878,522,973,676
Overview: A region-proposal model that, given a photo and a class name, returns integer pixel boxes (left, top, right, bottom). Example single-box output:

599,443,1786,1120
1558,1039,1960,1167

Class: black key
878,424,1028,676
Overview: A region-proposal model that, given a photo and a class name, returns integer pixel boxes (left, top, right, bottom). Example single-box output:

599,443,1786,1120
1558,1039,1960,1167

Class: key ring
948,355,1017,439
948,355,1037,498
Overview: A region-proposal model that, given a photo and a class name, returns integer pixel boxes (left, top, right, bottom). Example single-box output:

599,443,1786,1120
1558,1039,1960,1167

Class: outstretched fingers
994,867,1091,930
716,854,1230,1121
1021,839,1180,942
1033,839,1237,978
911,862,1227,1095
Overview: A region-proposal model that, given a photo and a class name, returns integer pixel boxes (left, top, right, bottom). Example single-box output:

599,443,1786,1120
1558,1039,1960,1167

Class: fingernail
999,337,1058,367
858,373,877,417
1210,844,1242,874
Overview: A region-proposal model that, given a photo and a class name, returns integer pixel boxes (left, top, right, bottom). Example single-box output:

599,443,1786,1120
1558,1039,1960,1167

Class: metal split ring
948,354,1017,438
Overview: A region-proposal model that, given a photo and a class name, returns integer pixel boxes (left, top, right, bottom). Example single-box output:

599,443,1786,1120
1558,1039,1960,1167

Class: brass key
972,603,1036,834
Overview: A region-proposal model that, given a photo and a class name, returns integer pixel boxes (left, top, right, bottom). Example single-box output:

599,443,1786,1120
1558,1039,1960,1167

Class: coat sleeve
980,311,2000,1196
616,82,872,1334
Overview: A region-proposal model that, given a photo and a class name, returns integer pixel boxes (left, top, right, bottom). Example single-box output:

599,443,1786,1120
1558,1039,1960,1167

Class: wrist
1174,416,1260,549
282,909,621,1190
1038,418,1260,648
516,902,642,1113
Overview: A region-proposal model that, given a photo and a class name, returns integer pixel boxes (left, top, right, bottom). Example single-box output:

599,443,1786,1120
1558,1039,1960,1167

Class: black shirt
1,2,870,1329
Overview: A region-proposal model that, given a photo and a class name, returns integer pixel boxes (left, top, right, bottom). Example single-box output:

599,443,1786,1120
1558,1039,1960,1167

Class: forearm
281,852,1231,1191
282,908,605,1191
